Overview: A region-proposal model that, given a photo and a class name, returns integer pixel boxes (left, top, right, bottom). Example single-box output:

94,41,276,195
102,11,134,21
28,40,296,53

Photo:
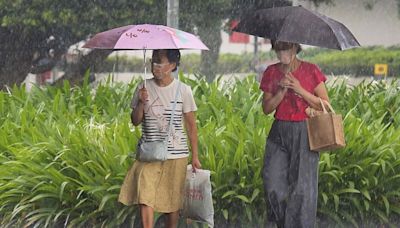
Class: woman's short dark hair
271,40,302,54
152,49,181,72
166,49,181,72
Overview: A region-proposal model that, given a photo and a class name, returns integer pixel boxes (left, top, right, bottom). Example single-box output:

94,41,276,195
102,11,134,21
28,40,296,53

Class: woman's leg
263,137,289,228
165,210,180,228
284,122,319,228
140,204,154,228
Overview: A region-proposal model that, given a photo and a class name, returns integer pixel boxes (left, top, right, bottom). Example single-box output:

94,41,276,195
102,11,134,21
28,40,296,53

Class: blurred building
291,0,400,47
222,0,400,53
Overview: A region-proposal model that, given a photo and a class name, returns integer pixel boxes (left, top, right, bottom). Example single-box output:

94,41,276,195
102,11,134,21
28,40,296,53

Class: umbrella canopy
83,24,208,87
233,6,360,50
83,24,209,50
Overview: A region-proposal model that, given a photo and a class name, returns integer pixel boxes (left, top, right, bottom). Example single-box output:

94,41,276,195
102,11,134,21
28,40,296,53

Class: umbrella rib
308,9,359,49
309,11,342,49
166,30,180,49
158,26,186,50
326,19,360,49
276,14,293,42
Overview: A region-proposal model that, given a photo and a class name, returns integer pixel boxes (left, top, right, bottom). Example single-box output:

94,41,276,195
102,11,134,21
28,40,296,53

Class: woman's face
151,50,176,80
274,42,297,65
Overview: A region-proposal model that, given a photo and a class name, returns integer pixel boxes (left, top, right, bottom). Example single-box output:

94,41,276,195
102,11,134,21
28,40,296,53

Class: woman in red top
260,40,329,228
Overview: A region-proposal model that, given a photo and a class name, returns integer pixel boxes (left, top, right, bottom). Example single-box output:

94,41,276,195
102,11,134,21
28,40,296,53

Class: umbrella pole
287,57,297,74
143,49,147,88
289,60,294,74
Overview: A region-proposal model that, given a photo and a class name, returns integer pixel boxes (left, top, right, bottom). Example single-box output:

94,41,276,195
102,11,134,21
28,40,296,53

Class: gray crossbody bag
137,81,181,162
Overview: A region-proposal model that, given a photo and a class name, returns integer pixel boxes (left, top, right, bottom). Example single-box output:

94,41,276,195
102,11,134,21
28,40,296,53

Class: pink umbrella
83,24,208,86
83,24,209,50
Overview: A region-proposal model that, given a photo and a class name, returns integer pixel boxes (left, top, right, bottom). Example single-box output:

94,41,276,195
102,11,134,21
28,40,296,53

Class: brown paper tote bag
306,99,346,152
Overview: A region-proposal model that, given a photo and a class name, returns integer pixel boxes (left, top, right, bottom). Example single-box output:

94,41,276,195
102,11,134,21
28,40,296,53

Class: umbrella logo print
125,33,138,38
137,28,150,33
125,28,150,39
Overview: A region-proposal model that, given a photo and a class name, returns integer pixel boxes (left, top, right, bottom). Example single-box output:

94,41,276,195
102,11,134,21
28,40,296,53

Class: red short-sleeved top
260,61,327,121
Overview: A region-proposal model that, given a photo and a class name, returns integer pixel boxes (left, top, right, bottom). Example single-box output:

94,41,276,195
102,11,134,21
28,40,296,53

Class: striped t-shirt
131,79,197,159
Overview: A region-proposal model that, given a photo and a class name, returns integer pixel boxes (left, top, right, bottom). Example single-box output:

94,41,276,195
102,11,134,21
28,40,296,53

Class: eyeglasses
150,59,170,68
152,62,169,68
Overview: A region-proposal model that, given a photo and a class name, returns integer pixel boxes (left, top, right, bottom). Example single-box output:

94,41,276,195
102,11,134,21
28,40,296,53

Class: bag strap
145,80,181,142
165,81,181,141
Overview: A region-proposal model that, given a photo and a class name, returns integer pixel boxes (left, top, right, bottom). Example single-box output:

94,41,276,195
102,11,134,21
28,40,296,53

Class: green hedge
97,55,144,72
100,52,273,74
303,46,400,77
100,46,400,78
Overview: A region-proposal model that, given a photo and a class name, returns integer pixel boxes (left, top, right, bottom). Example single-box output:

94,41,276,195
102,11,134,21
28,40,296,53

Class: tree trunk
54,49,113,86
0,52,33,90
0,28,36,90
198,21,222,82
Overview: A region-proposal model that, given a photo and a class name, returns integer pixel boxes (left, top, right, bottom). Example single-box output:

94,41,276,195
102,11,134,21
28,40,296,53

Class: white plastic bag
183,165,214,227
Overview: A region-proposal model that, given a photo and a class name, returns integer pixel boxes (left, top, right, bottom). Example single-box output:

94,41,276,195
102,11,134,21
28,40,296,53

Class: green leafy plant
1,74,400,227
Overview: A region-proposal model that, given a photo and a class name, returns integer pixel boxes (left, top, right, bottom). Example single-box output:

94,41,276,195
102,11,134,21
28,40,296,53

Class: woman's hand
277,78,289,94
191,156,202,172
283,73,306,96
138,87,148,103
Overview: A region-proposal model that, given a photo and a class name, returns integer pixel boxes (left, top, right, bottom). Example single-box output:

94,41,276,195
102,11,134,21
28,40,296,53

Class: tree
0,0,336,88
1,0,399,88
0,0,165,89
179,1,230,82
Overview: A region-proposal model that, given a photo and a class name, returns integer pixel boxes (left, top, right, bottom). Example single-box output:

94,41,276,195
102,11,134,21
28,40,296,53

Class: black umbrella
233,6,360,50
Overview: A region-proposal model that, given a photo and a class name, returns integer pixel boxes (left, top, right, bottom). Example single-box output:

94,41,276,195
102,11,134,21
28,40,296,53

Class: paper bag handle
318,98,335,114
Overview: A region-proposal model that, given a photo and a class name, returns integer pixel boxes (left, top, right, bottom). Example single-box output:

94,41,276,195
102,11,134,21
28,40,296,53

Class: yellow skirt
118,157,188,213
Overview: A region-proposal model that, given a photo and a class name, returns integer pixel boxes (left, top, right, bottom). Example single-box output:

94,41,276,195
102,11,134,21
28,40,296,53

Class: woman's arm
183,111,201,171
131,102,145,126
262,88,287,115
293,81,329,110
307,82,330,110
284,73,330,111
131,87,148,126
